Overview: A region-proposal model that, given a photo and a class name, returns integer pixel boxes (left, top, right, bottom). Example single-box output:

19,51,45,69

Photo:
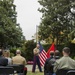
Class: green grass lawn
27,71,44,75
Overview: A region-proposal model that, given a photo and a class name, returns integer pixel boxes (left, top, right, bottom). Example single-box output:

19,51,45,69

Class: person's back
12,50,26,65
44,51,55,75
54,47,75,73
55,50,60,60
12,54,26,65
0,57,8,66
0,49,8,66
47,57,56,73
56,56,75,69
12,50,27,75
3,50,12,65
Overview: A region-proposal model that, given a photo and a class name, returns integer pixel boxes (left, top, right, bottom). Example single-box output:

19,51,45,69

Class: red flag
47,43,55,58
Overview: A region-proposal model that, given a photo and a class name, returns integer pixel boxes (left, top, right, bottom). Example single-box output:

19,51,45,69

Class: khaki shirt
54,56,75,72
33,48,40,56
12,54,26,66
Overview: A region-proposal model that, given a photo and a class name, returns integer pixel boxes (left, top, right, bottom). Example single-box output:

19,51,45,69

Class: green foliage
68,43,75,58
10,46,18,55
54,43,75,58
38,0,75,45
0,0,25,49
10,52,14,58
24,40,36,61
43,44,50,52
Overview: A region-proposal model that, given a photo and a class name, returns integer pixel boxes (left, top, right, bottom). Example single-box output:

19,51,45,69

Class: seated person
3,50,12,65
12,49,27,75
44,51,55,75
0,49,8,66
12,49,26,65
55,50,60,60
54,47,75,73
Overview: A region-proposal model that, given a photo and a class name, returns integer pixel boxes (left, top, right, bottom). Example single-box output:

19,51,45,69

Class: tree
24,40,36,61
38,0,75,46
0,0,24,49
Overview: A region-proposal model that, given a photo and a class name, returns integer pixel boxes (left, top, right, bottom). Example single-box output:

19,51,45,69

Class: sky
14,0,42,40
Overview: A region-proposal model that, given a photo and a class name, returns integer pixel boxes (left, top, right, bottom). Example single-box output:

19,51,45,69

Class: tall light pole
36,25,38,43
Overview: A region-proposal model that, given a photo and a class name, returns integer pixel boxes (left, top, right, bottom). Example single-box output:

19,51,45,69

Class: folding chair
24,67,27,75
8,64,21,74
0,66,14,75
19,64,27,75
56,69,69,75
67,70,75,75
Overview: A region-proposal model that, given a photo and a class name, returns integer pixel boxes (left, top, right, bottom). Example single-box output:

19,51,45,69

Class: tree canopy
0,0,25,49
38,0,75,45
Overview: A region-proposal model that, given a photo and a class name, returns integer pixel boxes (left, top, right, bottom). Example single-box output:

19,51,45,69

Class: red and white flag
38,42,47,66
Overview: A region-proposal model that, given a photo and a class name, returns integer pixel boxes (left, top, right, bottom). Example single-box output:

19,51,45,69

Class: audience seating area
0,64,27,75
0,65,75,75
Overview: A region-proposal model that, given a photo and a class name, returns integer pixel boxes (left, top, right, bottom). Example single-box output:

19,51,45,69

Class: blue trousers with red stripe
32,55,42,72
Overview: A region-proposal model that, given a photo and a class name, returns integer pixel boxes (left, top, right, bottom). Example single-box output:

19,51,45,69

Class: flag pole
36,25,38,43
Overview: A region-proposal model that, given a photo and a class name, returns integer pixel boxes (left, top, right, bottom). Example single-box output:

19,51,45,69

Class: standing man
32,44,42,72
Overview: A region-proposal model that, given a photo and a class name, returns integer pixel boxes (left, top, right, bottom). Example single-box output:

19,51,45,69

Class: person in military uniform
54,47,75,73
32,44,42,72
12,49,26,65
12,50,27,75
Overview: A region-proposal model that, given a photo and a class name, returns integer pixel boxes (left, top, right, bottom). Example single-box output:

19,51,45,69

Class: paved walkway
26,65,44,71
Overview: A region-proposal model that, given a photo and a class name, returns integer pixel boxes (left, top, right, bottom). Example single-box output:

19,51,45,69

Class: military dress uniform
12,54,27,75
32,48,42,72
12,54,26,65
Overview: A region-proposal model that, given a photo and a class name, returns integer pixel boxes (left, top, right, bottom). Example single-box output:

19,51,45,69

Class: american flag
38,42,47,66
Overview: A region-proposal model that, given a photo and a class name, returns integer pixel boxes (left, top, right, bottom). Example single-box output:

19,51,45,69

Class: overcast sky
14,0,42,40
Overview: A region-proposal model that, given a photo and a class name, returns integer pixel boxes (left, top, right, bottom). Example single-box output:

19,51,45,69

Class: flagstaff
36,25,38,43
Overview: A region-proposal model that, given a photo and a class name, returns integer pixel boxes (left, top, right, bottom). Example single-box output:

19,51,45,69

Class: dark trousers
32,56,42,72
